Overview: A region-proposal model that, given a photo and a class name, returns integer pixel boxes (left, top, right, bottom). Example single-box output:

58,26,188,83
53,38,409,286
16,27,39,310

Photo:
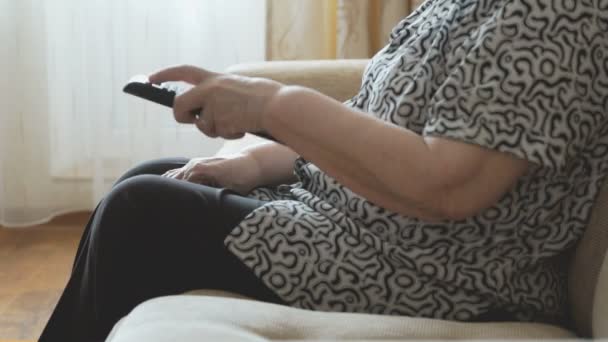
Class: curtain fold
266,0,425,60
0,0,266,228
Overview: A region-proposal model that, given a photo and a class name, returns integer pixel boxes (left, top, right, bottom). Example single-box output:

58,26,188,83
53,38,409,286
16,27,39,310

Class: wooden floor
0,212,89,341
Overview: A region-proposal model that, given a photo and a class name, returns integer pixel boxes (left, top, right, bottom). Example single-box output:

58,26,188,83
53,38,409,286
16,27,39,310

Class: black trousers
39,158,285,342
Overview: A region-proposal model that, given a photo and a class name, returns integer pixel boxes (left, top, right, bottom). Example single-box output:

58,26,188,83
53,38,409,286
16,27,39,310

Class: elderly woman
40,0,608,341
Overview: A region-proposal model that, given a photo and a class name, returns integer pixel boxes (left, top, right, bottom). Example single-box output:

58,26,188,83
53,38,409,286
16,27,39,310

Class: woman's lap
39,157,281,342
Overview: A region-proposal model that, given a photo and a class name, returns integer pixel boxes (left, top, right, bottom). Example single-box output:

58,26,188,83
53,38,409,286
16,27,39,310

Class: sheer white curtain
0,0,266,227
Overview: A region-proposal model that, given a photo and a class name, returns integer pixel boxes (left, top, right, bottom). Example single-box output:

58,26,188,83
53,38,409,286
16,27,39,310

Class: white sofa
106,60,608,341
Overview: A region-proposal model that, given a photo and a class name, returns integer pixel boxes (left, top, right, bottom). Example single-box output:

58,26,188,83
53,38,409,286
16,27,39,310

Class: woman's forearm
242,141,299,188
262,86,447,220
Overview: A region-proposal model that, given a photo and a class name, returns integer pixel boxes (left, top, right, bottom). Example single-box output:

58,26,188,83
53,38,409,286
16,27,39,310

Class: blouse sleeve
422,2,607,171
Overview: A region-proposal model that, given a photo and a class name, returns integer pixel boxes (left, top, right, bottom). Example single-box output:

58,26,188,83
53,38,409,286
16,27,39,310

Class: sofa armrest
226,59,369,102
217,59,370,155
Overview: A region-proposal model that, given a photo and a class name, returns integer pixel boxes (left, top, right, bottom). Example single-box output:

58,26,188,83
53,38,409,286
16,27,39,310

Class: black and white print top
225,0,608,323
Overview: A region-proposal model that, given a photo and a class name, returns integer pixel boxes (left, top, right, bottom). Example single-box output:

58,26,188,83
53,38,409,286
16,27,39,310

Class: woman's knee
104,174,210,224
114,157,189,186
106,175,166,209
94,175,170,240
97,175,213,249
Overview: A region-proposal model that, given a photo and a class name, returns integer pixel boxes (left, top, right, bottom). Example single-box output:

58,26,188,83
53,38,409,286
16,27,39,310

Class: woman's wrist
260,85,303,138
232,150,264,191
242,141,299,187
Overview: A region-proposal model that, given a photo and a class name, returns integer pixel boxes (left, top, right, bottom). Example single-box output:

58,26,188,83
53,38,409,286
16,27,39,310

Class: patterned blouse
225,0,608,323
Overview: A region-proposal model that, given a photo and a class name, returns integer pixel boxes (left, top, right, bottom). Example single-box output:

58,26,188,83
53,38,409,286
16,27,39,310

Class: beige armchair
106,60,608,341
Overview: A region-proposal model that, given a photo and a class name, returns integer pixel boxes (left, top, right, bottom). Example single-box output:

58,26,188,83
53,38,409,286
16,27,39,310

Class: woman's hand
148,65,283,139
162,153,262,195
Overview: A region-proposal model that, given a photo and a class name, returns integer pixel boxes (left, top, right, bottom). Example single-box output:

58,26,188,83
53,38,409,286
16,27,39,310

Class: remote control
123,75,278,142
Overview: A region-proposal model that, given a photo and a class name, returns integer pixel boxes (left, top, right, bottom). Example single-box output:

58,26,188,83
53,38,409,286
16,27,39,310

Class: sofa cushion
593,251,608,338
568,178,608,337
106,318,267,342
106,291,575,341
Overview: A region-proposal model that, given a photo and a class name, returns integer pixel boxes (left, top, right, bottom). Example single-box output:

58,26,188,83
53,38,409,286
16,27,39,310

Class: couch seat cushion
106,291,576,341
